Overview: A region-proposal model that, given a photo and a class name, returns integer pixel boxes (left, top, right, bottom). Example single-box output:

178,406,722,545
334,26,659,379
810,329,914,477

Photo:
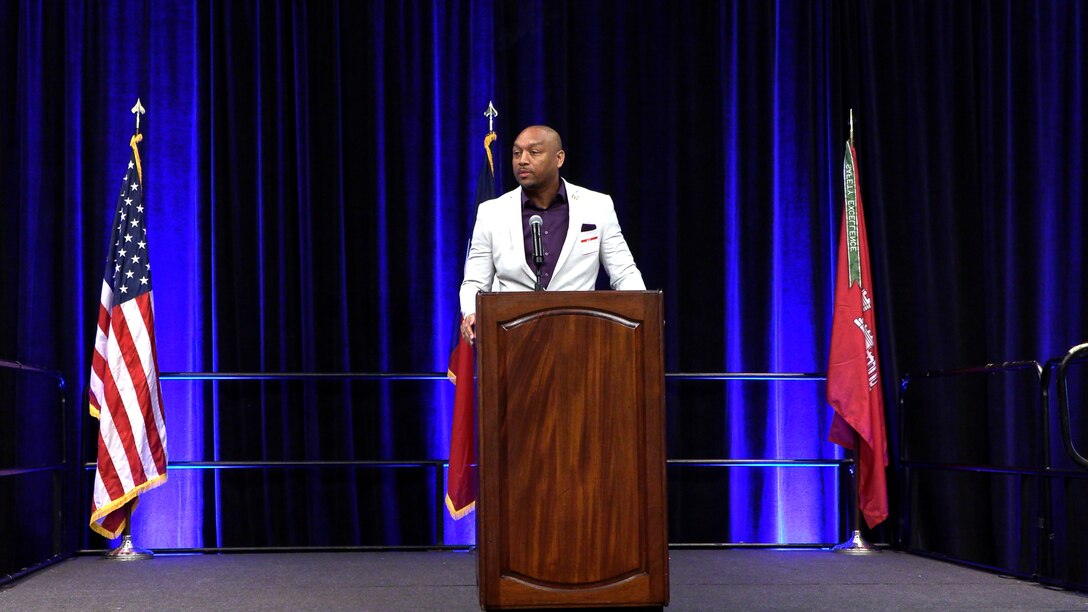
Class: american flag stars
105,154,153,306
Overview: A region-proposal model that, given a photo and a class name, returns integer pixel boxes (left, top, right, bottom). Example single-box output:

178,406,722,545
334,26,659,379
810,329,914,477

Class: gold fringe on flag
130,133,144,184
484,131,496,176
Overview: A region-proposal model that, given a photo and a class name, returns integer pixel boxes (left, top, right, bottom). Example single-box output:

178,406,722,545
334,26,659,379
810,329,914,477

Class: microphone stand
533,257,544,291
530,216,545,291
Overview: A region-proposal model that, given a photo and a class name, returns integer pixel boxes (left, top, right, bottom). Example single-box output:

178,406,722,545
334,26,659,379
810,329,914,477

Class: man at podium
459,125,646,345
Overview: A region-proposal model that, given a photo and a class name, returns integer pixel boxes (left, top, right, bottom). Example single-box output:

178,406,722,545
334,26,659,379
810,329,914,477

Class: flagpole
104,499,154,560
95,96,159,557
832,443,879,554
130,96,145,133
832,109,879,555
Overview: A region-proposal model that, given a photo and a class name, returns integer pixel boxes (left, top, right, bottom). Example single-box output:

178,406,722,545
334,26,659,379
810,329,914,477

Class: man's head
512,125,565,192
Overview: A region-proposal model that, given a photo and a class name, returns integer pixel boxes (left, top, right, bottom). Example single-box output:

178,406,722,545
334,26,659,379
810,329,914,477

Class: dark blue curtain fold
1,0,1086,577
205,0,495,546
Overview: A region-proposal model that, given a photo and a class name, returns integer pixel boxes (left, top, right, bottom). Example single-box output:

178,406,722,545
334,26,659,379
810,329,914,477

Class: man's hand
460,314,477,346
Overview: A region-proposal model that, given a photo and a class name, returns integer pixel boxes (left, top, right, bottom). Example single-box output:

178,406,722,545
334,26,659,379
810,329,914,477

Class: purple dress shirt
521,182,569,289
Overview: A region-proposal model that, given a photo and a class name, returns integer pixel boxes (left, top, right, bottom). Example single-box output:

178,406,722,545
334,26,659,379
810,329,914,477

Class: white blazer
460,179,646,317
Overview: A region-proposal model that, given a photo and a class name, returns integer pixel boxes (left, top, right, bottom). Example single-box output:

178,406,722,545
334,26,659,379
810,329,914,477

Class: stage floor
2,549,1085,610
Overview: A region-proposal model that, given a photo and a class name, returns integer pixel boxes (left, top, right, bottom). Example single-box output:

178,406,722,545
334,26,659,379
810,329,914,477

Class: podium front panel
476,291,667,609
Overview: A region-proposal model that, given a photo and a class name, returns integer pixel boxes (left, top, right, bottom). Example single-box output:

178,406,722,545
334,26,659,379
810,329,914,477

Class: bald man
459,125,645,345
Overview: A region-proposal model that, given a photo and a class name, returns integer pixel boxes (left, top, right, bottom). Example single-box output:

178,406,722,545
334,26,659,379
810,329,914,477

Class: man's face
511,127,564,190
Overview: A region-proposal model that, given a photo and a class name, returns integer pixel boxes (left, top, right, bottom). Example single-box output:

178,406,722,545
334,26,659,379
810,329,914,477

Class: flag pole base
104,534,154,561
831,530,880,555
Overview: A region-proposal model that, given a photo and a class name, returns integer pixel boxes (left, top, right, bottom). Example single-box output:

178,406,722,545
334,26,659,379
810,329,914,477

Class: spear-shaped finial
484,101,498,133
131,98,146,134
849,108,854,145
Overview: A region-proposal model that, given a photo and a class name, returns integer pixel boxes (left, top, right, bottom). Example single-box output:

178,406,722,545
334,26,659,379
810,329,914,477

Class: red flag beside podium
827,138,889,529
446,334,477,519
445,127,497,519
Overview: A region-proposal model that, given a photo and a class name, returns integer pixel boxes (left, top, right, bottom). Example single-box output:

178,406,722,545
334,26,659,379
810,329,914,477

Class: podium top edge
477,289,663,297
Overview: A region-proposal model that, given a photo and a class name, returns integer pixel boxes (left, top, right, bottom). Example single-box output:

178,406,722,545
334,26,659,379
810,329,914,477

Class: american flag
88,133,168,539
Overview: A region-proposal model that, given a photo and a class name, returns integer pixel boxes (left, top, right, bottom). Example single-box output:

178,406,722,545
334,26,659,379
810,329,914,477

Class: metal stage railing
900,349,1088,593
1042,344,1088,591
0,359,69,588
79,371,852,552
1054,344,1088,470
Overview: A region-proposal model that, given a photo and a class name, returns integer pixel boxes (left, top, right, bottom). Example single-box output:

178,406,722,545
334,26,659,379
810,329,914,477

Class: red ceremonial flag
445,125,498,519
827,137,889,529
446,333,477,519
88,132,168,538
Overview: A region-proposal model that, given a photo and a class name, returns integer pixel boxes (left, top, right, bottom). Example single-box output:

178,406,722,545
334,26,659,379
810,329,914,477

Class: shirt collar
521,180,568,210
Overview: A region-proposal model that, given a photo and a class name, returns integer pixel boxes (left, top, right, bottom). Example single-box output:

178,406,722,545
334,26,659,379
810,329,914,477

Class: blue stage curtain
1,0,1085,565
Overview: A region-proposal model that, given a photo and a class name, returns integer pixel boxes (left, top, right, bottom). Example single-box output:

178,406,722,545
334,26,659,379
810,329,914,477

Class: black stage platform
2,549,1086,610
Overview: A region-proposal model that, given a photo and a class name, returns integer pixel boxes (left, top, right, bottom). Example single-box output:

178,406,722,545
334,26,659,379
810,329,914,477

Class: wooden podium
475,290,668,609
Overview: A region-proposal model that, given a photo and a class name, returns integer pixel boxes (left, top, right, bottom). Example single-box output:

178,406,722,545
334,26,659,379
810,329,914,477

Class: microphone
529,214,544,291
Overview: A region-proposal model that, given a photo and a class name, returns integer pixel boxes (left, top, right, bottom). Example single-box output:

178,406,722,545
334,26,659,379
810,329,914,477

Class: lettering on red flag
827,141,888,529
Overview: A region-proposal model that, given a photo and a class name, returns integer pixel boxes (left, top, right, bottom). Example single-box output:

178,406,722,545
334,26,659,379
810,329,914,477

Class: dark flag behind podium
827,137,889,529
88,133,168,538
446,126,497,519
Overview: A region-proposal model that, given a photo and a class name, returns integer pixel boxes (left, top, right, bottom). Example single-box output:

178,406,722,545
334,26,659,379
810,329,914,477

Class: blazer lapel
551,179,582,280
506,188,537,282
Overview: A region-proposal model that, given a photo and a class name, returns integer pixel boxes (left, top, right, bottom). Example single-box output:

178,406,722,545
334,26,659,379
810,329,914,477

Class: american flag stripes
88,133,168,538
